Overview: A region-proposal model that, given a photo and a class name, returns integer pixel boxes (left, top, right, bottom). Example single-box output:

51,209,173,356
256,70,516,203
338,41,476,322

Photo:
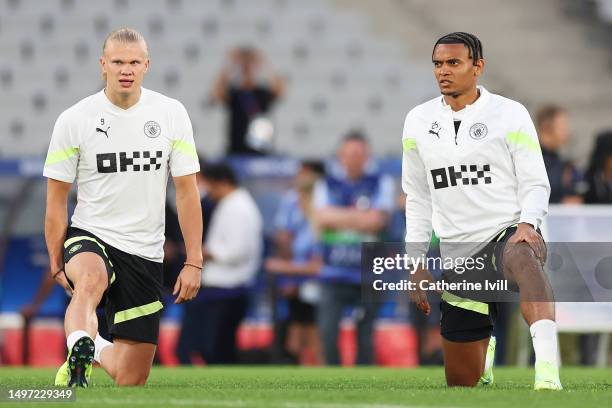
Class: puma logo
428,121,441,138
96,126,110,138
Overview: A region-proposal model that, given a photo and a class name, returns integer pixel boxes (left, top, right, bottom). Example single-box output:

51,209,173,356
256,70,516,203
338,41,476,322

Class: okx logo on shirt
96,151,164,173
430,164,492,190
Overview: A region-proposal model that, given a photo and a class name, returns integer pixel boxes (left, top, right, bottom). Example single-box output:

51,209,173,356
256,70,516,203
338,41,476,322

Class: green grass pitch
0,366,610,407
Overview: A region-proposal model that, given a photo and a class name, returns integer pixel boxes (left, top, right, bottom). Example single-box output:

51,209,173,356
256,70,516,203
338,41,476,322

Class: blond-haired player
44,28,203,387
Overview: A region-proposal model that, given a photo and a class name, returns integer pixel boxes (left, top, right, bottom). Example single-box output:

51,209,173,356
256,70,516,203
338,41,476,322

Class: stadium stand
337,0,612,167
0,0,437,158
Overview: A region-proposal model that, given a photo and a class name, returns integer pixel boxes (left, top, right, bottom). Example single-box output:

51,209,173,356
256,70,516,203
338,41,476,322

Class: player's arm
506,106,551,263
44,178,72,292
402,116,433,248
402,112,435,314
172,173,203,304
168,100,203,303
43,110,79,292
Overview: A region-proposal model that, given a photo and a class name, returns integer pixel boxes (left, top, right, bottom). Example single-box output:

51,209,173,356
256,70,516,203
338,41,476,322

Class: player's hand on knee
50,266,73,295
507,223,546,266
173,264,202,304
409,267,434,315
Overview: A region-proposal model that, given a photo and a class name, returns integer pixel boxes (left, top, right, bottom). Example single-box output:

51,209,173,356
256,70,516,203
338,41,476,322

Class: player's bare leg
110,339,157,386
441,337,489,387
502,242,554,324
410,266,488,387
503,241,562,390
86,312,153,386
64,253,108,336
56,253,108,387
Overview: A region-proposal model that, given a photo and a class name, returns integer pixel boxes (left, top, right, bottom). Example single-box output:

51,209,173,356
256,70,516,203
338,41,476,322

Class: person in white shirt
403,32,562,390
44,28,203,387
198,163,263,363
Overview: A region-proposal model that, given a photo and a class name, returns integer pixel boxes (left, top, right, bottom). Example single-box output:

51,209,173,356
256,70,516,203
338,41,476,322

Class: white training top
43,88,200,262
401,86,550,257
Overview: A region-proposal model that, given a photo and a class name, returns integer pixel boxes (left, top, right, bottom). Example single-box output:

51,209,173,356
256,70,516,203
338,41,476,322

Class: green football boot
534,361,563,391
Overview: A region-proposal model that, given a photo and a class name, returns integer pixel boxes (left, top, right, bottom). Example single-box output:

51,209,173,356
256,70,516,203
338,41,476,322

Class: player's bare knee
74,269,107,297
114,371,149,386
504,242,539,272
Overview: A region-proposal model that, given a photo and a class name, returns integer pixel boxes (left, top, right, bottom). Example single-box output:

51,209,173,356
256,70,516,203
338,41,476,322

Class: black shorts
63,227,164,345
440,224,531,342
287,297,316,324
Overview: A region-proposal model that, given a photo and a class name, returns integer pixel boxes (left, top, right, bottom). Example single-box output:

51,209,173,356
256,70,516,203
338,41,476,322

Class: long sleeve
506,105,551,228
402,111,433,257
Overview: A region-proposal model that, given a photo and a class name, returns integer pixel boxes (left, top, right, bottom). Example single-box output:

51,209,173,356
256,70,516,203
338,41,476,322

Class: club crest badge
144,121,161,138
469,123,488,140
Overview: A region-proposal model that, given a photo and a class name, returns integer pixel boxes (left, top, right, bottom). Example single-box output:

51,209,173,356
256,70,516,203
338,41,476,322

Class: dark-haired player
44,28,203,387
402,32,562,390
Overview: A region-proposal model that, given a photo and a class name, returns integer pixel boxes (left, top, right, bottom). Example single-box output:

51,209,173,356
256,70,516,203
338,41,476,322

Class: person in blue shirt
313,131,395,365
266,161,324,364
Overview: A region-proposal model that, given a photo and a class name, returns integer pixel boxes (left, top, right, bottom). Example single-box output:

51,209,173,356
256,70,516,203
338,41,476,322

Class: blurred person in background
211,47,285,155
536,105,583,204
583,130,612,204
314,131,395,365
186,163,262,364
579,129,612,362
265,161,325,365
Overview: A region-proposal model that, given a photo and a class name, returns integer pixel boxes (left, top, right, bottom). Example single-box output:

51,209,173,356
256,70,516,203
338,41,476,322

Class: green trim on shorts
114,300,164,324
64,235,114,267
492,223,519,266
441,291,489,315
495,223,519,242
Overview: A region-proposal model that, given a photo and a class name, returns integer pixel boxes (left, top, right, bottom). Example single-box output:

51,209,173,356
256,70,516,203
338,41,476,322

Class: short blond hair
102,27,148,57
